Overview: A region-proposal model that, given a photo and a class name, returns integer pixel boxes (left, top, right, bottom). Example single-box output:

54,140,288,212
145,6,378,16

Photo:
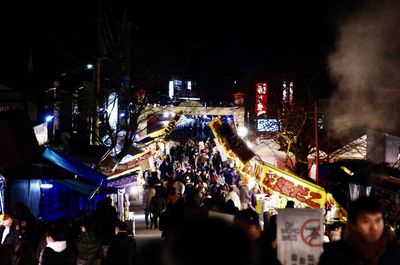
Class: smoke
327,0,400,137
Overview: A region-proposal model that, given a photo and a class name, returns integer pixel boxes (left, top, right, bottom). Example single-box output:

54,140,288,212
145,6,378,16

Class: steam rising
327,0,400,136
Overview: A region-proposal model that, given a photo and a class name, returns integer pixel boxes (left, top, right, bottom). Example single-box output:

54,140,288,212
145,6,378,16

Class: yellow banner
136,111,183,147
326,192,347,221
209,118,254,164
209,117,326,208
209,118,240,163
164,110,183,136
258,162,326,208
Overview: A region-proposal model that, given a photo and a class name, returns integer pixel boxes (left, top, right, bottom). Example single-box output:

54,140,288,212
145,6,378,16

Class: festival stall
102,111,184,220
208,117,345,222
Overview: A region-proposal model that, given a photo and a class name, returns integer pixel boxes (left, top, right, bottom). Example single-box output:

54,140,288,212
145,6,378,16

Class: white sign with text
277,208,324,265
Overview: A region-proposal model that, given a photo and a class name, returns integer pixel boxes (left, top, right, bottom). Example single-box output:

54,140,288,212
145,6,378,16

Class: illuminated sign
209,117,326,209
256,119,279,132
255,82,268,117
262,174,323,208
210,118,255,164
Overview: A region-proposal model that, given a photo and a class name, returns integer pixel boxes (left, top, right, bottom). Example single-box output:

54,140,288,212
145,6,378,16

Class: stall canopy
41,147,116,196
42,147,106,186
330,135,367,161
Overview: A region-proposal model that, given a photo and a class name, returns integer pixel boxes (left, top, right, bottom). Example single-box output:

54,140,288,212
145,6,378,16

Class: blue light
40,183,53,189
45,115,54,122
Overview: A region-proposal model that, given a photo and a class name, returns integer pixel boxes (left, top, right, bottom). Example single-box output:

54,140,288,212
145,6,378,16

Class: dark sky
0,1,366,100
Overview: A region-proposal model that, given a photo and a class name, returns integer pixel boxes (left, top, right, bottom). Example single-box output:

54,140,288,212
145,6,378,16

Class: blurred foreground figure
318,196,400,265
105,221,137,265
38,222,76,265
163,217,253,265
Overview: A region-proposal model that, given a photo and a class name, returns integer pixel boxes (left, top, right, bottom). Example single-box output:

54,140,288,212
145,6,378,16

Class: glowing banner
238,158,326,208
209,118,237,162
255,82,268,117
209,118,254,164
136,111,183,147
326,192,347,222
209,118,326,208
164,110,183,136
259,163,326,208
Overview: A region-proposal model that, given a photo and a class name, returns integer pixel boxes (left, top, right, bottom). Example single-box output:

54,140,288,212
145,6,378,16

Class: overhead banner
209,117,326,208
260,164,326,208
239,159,326,208
277,208,324,265
164,110,183,136
136,111,183,147
209,118,255,164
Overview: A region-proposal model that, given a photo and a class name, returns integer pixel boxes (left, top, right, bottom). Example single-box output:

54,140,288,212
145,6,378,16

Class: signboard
255,82,268,117
209,117,326,208
240,161,326,208
256,119,279,132
209,118,255,164
136,111,183,147
277,208,324,265
261,169,325,208
210,117,326,208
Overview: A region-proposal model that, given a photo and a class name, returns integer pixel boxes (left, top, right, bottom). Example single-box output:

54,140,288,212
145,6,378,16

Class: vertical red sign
255,82,268,116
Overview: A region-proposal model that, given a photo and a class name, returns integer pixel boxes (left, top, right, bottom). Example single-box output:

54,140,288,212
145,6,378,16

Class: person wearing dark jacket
75,221,103,265
0,213,22,250
0,244,14,265
105,221,137,265
38,222,77,265
318,196,400,265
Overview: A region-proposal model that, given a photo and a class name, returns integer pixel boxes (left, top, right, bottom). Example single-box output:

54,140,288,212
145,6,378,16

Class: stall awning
54,179,118,196
42,147,107,187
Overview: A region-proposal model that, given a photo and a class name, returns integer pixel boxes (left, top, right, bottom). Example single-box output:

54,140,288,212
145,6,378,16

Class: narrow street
132,206,165,265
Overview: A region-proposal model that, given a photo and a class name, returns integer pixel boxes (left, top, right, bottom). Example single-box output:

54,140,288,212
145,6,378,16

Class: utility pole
314,101,319,184
91,0,103,145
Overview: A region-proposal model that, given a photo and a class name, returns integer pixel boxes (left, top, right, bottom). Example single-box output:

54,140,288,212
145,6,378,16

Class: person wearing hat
0,213,22,249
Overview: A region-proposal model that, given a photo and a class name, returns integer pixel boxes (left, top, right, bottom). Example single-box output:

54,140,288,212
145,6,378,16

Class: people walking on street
149,186,166,230
237,180,251,210
105,221,137,265
75,219,103,265
225,185,241,210
92,197,118,257
142,184,156,229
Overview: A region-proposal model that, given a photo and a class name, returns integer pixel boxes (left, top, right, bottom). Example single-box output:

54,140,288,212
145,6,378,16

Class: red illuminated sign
255,82,268,117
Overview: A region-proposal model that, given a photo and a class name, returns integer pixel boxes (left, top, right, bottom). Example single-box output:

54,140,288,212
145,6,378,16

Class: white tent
307,147,328,160
330,134,367,161
252,139,295,168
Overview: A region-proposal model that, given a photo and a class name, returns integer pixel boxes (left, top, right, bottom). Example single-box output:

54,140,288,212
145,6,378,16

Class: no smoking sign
300,219,322,247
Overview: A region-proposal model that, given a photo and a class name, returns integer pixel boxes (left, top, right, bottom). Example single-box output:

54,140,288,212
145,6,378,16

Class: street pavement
132,205,162,238
131,206,165,265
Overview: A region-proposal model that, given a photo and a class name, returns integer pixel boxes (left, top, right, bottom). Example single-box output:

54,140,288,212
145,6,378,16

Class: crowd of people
0,197,137,265
1,136,400,265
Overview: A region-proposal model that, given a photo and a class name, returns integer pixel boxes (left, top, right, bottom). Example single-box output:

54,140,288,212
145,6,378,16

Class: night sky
0,1,367,100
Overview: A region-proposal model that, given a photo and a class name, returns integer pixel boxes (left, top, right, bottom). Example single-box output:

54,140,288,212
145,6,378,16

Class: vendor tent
3,147,116,220
330,135,367,161
252,139,295,168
